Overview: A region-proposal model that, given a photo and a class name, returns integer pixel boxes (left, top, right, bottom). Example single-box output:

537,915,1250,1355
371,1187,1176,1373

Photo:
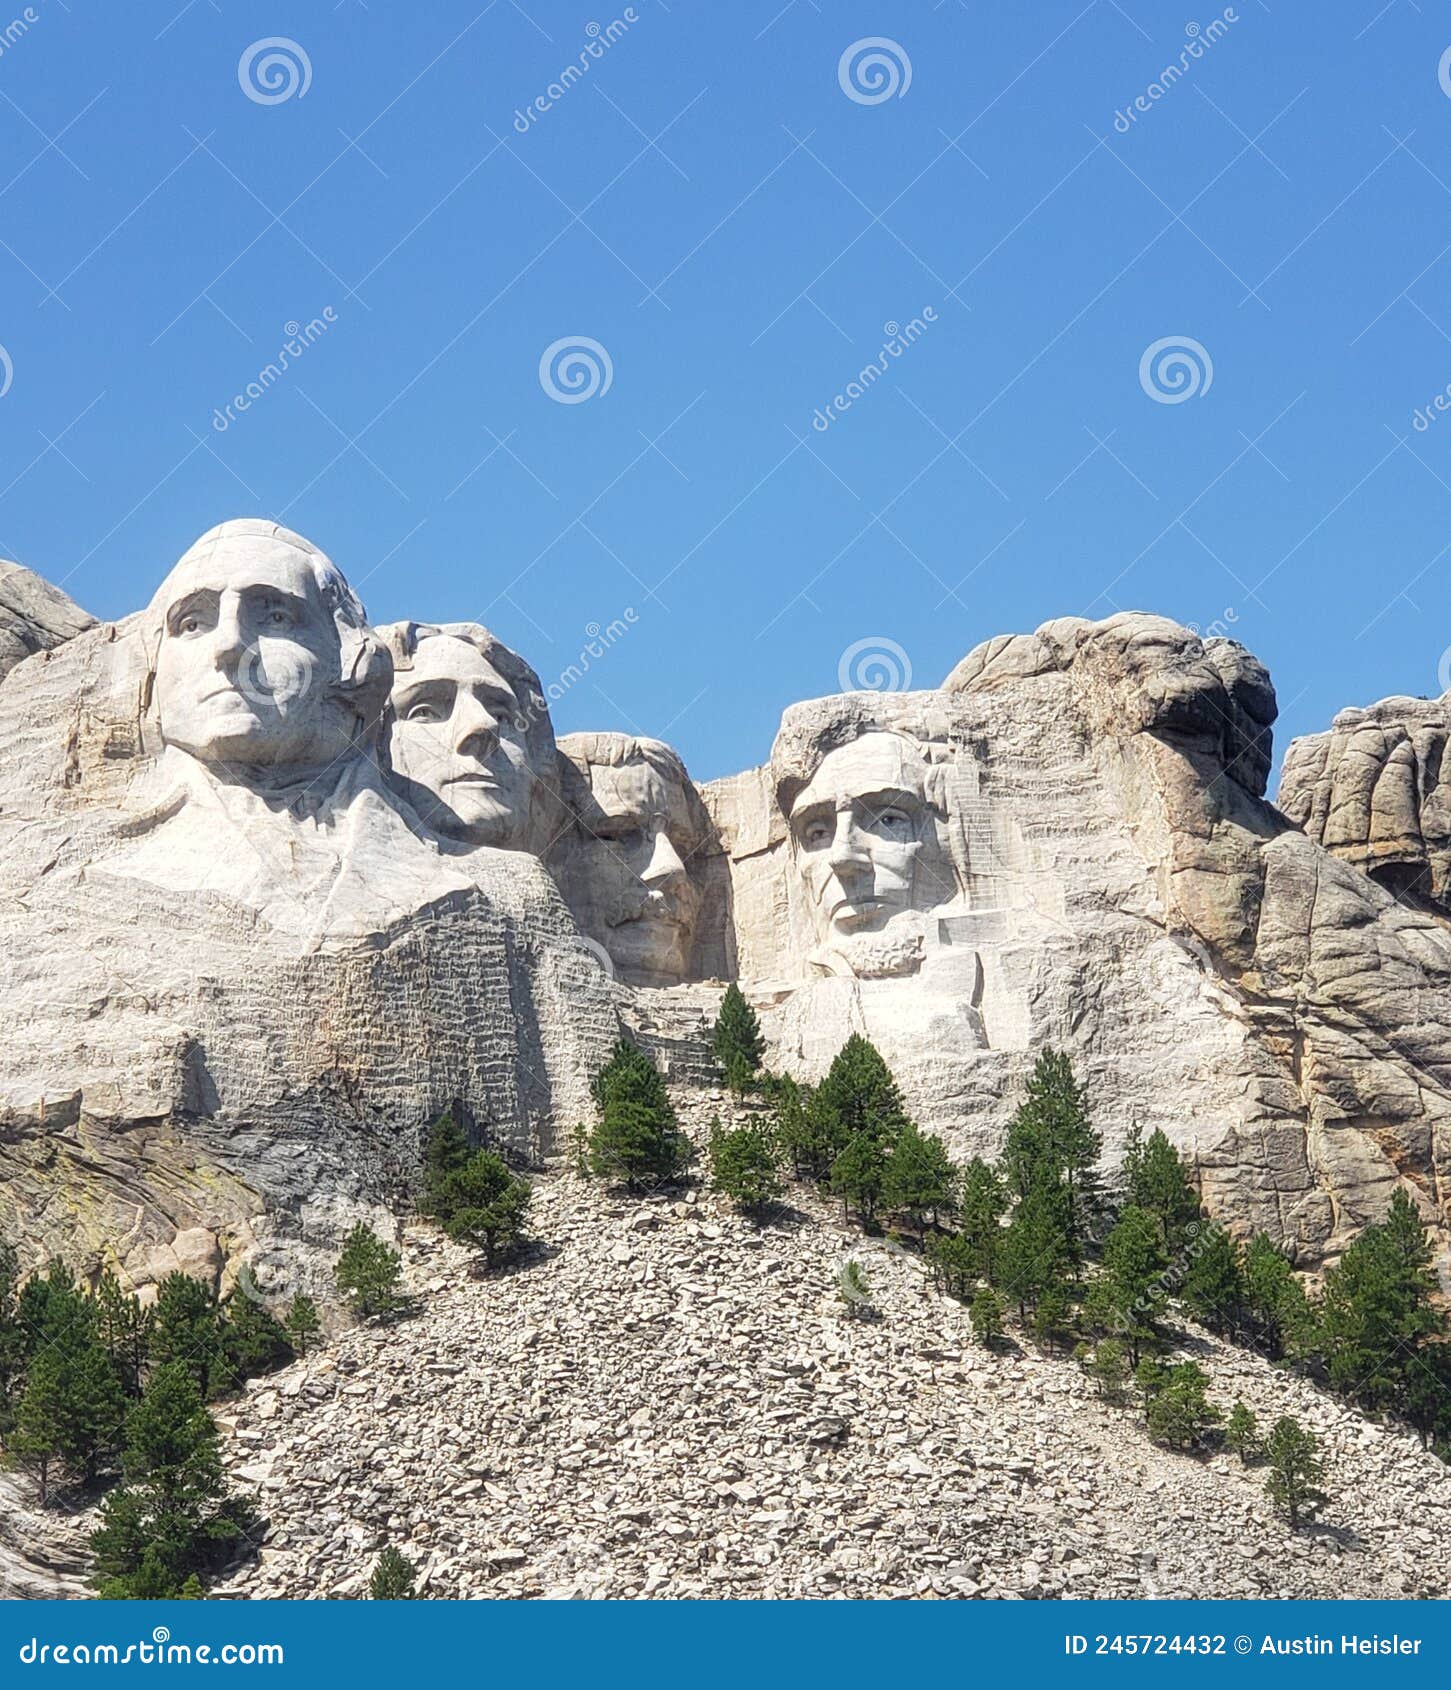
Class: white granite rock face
0,559,95,682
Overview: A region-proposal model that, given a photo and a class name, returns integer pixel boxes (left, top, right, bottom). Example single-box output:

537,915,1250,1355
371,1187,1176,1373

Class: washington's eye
265,608,294,628
178,616,203,636
404,703,442,723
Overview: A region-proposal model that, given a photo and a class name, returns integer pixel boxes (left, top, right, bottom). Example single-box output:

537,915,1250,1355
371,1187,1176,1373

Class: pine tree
1085,1204,1167,1365
956,1158,1009,1282
830,1132,889,1226
708,1117,783,1216
1402,1344,1451,1452
1145,1362,1221,1451
0,1239,24,1423
11,1331,126,1504
219,1296,294,1391
1180,1222,1247,1338
148,1272,227,1399
1225,1400,1261,1461
90,1362,254,1598
711,984,765,1094
588,1040,690,1191
284,1294,322,1357
1001,1049,1102,1256
1124,1126,1201,1251
334,1224,405,1322
421,1109,472,1218
813,1036,910,1150
370,1545,418,1599
1031,1286,1075,1355
1264,1416,1326,1529
1081,1337,1130,1403
92,1270,153,1399
881,1122,957,1234
439,1151,533,1268
925,1231,977,1300
1243,1232,1313,1360
837,1259,873,1319
970,1285,1006,1348
996,1181,1071,1319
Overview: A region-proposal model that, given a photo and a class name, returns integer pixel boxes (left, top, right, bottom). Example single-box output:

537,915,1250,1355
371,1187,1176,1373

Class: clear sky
1,0,1449,783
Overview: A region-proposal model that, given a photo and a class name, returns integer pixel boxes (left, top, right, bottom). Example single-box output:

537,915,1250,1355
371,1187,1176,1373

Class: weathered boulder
0,559,95,684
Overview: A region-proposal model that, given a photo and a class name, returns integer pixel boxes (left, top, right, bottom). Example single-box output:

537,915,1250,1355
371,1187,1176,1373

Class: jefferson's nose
453,695,501,758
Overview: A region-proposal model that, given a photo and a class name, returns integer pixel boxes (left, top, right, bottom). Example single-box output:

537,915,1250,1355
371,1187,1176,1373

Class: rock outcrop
0,559,95,683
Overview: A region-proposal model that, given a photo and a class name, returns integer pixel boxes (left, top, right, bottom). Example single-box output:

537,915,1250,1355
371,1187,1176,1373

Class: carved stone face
388,635,538,850
153,537,350,773
573,757,701,986
788,732,935,943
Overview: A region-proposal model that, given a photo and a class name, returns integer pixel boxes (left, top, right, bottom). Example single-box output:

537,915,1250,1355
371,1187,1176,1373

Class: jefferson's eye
801,821,831,849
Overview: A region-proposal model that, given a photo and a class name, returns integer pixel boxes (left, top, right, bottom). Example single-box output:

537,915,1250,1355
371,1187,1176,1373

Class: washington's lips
442,770,502,790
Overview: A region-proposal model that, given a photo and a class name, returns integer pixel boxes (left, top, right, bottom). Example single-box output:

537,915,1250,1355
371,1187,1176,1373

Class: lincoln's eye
880,809,909,830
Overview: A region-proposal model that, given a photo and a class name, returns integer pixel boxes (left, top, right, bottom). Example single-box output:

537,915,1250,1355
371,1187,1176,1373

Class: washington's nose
212,595,248,666
642,827,687,889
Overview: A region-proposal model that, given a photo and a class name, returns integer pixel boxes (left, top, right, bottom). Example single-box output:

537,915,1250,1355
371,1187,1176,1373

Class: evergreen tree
370,1545,418,1599
837,1259,873,1319
1031,1286,1076,1355
996,1182,1071,1319
813,1036,909,1149
92,1270,153,1399
219,1296,294,1391
334,1225,405,1322
1001,1049,1102,1256
1264,1416,1326,1529
925,1231,977,1300
707,1117,783,1216
1085,1205,1167,1365
439,1151,533,1268
284,1294,322,1357
771,1076,827,1182
90,1363,254,1598
148,1272,227,1399
1124,1125,1201,1251
421,1109,472,1217
0,1239,23,1422
1319,1189,1444,1416
588,1040,690,1190
1243,1232,1313,1360
1225,1400,1261,1462
956,1158,1009,1282
1402,1345,1451,1452
1145,1361,1221,1451
970,1285,1005,1348
830,1133,889,1227
1080,1337,1130,1403
10,1330,126,1503
1180,1222,1247,1338
881,1122,957,1234
711,984,765,1093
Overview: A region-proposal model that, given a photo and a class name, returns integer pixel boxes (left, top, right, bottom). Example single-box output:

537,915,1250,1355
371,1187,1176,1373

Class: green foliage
587,1040,690,1190
370,1544,418,1599
148,1273,227,1399
776,1083,844,1184
1264,1415,1326,1529
969,1285,1005,1349
1402,1345,1451,1452
711,984,765,1093
10,1315,126,1504
90,1362,254,1599
1030,1286,1076,1355
956,1158,1009,1283
1144,1361,1221,1451
996,1182,1071,1318
1123,1124,1201,1252
829,1133,889,1226
1225,1399,1261,1462
220,1297,294,1390
813,1036,910,1149
837,1259,873,1319
439,1151,533,1268
707,1117,783,1215
421,1109,472,1216
334,1225,405,1322
1243,1233,1314,1361
1084,1205,1168,1365
1319,1189,1445,1419
284,1294,322,1357
881,1122,958,1233
0,1240,21,1424
93,1270,154,1399
925,1231,977,1301
1180,1222,1247,1338
1001,1048,1102,1257
1080,1337,1130,1403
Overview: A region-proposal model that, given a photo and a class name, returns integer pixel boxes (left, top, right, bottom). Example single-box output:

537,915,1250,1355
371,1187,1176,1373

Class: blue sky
2,0,1450,782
